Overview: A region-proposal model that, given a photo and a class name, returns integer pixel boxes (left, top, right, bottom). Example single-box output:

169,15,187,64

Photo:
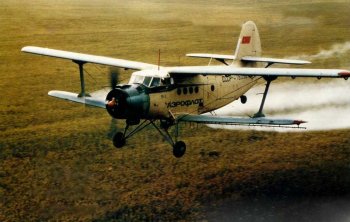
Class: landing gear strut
253,76,277,118
111,119,186,158
112,120,151,149
151,120,186,158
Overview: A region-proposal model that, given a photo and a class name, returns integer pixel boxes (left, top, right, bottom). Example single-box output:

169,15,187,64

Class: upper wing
176,114,306,128
21,46,158,70
187,53,310,66
167,66,350,78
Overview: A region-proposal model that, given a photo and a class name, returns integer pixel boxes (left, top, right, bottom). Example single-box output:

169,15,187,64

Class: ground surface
1,0,350,221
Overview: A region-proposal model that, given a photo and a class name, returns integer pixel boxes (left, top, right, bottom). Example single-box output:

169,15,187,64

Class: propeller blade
107,68,121,139
107,118,118,139
109,67,120,90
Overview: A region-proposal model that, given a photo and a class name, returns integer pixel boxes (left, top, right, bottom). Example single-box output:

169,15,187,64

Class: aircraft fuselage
147,74,259,119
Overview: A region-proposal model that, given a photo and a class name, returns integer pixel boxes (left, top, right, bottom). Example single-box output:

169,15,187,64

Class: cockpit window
161,77,174,85
133,75,144,84
131,75,173,87
143,76,152,86
150,77,160,87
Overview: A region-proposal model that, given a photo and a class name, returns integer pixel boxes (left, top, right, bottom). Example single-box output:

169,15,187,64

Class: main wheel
173,141,186,158
113,132,125,148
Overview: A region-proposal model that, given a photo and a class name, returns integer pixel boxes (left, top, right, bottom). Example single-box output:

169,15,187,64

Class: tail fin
234,21,262,60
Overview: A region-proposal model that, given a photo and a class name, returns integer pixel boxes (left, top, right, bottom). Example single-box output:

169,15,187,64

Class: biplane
22,21,350,157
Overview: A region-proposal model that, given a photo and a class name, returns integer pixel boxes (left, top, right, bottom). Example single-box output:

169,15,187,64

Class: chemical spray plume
288,41,350,61
212,79,350,132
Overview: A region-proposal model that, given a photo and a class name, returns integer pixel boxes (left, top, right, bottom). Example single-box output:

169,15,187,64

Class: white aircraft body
22,21,350,157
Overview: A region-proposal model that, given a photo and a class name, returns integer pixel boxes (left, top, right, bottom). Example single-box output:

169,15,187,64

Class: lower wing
176,114,306,128
48,90,107,109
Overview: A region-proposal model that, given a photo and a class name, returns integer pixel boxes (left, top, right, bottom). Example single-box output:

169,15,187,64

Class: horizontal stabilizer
48,90,106,108
241,56,311,65
176,114,306,127
186,53,236,60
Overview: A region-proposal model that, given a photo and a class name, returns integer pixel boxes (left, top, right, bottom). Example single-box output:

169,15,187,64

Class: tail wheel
173,141,186,158
113,132,126,148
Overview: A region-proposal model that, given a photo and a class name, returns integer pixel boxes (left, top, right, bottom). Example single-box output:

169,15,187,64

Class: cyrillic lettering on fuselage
166,99,203,108
222,75,253,82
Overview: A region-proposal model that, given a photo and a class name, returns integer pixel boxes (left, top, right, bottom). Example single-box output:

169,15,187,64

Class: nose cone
107,97,117,108
105,85,150,119
106,88,128,119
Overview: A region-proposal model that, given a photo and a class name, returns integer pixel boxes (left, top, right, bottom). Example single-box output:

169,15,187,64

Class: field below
1,0,350,221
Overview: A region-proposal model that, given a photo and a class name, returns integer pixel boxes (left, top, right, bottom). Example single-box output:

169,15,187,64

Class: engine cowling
106,85,150,120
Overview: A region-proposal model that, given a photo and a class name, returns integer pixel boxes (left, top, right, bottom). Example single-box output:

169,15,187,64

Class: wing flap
22,46,157,70
177,114,306,127
48,90,106,108
167,66,350,78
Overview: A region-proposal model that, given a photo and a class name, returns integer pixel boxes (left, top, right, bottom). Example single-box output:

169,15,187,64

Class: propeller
107,118,118,139
107,67,120,139
109,67,120,90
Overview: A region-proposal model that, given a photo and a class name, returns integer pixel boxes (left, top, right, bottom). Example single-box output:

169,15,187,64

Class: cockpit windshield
133,75,144,84
143,76,152,86
130,75,172,88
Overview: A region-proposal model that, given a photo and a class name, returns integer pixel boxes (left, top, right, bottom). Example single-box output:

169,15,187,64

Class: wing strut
73,60,90,97
253,76,277,118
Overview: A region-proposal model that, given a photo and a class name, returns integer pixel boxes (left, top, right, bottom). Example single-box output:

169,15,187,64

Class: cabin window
177,88,181,95
194,86,199,93
211,85,215,91
143,76,152,86
150,77,160,87
183,87,188,95
189,87,193,94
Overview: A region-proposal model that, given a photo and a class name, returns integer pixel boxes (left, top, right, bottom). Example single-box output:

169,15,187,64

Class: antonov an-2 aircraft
22,21,350,157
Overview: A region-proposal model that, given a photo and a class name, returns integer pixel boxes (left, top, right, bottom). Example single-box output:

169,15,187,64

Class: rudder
234,21,262,60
